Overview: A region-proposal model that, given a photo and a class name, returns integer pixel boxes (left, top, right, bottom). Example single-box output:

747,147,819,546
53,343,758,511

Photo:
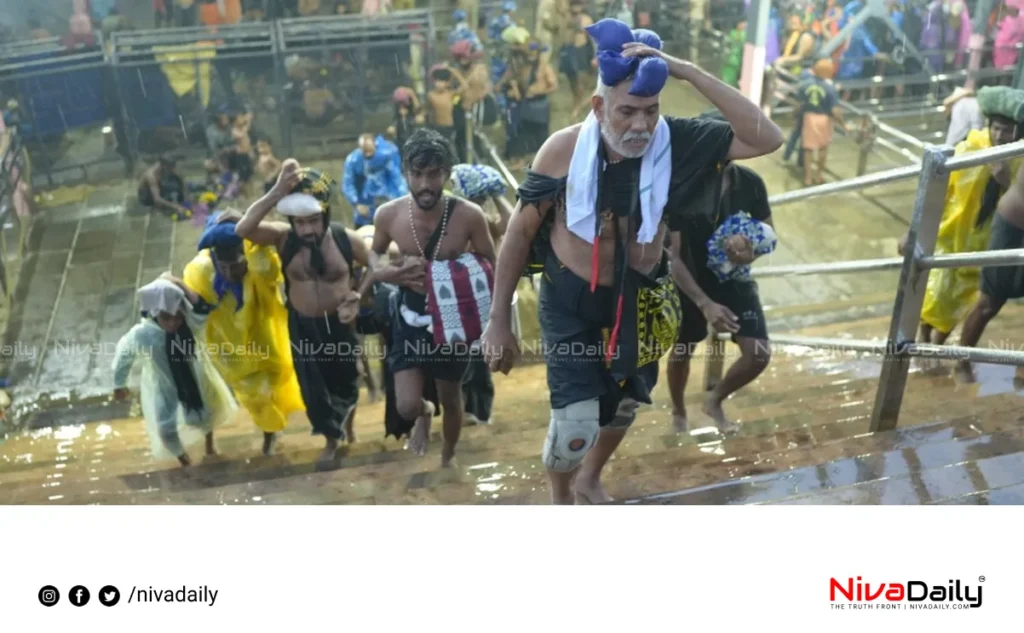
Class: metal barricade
0,36,120,187
110,23,282,172
276,11,434,156
703,140,1024,431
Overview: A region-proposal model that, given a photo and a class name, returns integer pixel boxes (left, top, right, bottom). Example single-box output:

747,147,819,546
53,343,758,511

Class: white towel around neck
565,111,671,245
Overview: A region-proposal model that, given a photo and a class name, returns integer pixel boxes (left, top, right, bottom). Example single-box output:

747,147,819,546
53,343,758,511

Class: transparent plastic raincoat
112,303,237,460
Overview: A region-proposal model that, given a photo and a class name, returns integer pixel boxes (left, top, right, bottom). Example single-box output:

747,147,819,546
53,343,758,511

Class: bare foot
407,402,434,456
954,361,976,385
317,437,340,467
703,395,739,434
440,447,456,468
262,432,277,456
367,389,382,404
671,413,688,434
344,415,357,445
204,433,217,457
574,477,613,504
463,413,480,426
177,452,193,468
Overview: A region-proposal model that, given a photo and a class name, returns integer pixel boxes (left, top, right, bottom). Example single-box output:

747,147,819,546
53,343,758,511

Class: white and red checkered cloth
424,253,494,346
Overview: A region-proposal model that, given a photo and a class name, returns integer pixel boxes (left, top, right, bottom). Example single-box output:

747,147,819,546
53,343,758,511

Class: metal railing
713,140,1024,432
475,109,1024,433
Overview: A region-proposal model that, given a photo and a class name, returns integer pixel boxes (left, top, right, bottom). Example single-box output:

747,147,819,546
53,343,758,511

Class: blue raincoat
342,135,408,229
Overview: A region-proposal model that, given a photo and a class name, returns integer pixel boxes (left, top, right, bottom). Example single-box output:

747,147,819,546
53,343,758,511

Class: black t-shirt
671,163,772,281
665,115,736,211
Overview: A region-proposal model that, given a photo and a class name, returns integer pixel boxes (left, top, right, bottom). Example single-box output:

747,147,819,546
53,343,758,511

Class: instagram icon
38,586,60,607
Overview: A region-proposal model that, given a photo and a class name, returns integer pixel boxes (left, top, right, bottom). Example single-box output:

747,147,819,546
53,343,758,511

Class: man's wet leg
543,399,600,505
956,293,1005,383
395,368,433,456
436,378,464,468
666,343,692,433
703,337,770,433
575,399,637,504
262,432,277,455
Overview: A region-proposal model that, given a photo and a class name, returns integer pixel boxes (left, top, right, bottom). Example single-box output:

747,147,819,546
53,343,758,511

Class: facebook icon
69,585,90,607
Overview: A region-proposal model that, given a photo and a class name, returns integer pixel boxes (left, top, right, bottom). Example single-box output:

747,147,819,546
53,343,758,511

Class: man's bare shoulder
530,124,583,179
454,197,487,223
374,197,403,224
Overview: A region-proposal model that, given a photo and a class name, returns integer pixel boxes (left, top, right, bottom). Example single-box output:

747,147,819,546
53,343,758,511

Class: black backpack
279,222,354,297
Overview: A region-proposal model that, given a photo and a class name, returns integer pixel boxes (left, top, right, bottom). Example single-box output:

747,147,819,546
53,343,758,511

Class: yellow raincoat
183,241,304,433
920,129,1020,334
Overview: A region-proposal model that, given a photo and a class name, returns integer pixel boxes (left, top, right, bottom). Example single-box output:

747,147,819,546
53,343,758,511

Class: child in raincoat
904,87,1024,344
112,276,237,467
182,213,304,456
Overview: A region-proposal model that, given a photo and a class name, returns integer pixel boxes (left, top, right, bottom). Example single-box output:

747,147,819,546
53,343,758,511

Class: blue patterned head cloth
453,8,467,21
586,19,669,97
197,212,246,310
197,212,242,252
502,1,517,11
450,164,506,200
706,212,778,282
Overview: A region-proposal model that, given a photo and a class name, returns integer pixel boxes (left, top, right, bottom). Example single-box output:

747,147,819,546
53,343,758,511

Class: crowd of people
1,3,1014,505
110,16,791,507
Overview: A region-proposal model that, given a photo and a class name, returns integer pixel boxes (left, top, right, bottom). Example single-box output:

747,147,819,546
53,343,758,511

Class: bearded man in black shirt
481,20,783,504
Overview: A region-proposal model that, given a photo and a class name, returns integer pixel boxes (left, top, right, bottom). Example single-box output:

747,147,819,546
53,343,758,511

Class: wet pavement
1,309,1021,504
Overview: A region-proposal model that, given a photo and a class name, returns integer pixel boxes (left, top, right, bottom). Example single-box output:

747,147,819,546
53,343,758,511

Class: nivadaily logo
829,576,984,610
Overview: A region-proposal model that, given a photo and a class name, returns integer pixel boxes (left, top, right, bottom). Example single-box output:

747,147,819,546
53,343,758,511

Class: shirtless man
426,66,459,149
138,155,189,219
235,161,370,465
956,159,1024,382
362,129,496,467
481,19,783,504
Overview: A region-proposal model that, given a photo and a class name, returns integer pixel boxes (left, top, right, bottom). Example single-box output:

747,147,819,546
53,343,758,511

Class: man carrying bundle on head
481,18,783,504
182,212,305,456
235,161,371,466
899,86,1024,370
362,129,497,468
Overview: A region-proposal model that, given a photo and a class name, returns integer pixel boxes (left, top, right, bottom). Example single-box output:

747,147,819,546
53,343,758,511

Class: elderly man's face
359,137,376,158
593,81,660,159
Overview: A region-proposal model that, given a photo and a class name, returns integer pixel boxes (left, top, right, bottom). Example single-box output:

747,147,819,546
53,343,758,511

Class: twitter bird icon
99,585,120,607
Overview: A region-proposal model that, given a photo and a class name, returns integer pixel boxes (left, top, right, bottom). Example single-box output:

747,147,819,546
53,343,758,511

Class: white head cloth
276,193,324,217
138,279,186,316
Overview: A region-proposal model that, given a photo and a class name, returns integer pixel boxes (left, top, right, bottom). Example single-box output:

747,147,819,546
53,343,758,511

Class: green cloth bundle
977,86,1024,122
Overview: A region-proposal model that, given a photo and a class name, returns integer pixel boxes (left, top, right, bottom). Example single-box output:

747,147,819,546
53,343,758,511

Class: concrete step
628,412,1024,505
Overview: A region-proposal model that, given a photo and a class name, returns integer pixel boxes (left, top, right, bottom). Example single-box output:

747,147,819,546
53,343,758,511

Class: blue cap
453,9,467,21
502,1,517,11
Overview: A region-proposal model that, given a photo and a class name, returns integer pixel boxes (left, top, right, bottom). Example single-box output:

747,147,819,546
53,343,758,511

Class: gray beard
600,119,651,159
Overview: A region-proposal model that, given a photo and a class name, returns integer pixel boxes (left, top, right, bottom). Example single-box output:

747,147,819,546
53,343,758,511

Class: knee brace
542,398,600,472
606,397,640,430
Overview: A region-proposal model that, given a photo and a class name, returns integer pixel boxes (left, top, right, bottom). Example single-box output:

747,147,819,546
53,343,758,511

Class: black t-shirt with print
670,162,772,283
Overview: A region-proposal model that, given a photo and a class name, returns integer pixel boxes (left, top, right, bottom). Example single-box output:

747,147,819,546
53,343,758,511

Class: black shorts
288,306,360,440
981,213,1024,304
386,294,469,384
538,254,659,427
677,277,768,345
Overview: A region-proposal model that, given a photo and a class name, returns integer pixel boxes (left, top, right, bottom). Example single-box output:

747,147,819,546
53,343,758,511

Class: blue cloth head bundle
197,212,246,311
585,19,669,98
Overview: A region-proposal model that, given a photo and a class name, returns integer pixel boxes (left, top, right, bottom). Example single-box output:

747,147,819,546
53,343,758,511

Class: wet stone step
772,450,1024,506
651,425,1024,506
